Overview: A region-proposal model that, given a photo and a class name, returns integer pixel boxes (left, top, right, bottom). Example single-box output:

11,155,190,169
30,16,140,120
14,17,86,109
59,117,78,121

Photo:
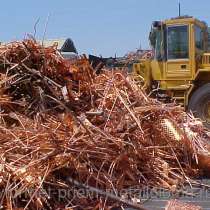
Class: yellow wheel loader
133,16,210,127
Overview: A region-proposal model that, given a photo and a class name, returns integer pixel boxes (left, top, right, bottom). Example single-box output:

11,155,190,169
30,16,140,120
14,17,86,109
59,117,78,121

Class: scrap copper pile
0,39,209,210
0,39,93,117
166,200,202,210
125,49,153,62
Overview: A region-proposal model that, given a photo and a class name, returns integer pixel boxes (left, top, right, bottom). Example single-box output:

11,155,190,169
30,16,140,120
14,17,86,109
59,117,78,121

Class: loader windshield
149,22,165,61
154,30,162,60
208,27,210,50
167,25,189,59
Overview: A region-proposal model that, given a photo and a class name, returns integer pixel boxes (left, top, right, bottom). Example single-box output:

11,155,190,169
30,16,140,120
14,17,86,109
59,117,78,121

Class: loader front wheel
188,83,210,128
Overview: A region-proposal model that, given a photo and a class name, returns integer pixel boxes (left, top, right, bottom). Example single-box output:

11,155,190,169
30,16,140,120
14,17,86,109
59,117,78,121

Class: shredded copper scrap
0,39,208,210
165,200,202,210
0,39,93,116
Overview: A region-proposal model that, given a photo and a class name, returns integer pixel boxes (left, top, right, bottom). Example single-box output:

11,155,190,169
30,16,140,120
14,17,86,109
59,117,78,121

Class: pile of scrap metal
89,49,153,73
166,200,202,210
0,39,209,210
125,49,153,61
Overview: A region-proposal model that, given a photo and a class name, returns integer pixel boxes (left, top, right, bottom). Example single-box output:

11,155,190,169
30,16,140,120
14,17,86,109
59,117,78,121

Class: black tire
188,83,210,128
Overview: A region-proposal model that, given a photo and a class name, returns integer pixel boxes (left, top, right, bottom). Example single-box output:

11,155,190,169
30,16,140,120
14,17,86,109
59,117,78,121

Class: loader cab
149,16,208,87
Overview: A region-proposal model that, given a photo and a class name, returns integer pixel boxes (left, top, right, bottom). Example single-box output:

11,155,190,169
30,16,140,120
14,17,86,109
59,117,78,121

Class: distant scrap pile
125,49,153,61
0,39,209,210
105,49,153,70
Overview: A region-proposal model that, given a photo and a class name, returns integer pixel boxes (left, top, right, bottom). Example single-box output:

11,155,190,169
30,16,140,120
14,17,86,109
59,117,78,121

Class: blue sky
1,0,210,56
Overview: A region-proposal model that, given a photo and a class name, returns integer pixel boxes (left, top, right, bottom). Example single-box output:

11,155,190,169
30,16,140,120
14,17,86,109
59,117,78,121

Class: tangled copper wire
0,39,208,210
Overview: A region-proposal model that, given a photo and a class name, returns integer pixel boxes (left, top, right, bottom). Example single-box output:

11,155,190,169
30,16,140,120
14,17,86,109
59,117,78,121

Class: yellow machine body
133,16,210,108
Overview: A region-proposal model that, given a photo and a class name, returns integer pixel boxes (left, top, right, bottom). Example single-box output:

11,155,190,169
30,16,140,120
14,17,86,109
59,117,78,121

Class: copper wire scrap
0,38,208,210
165,200,202,210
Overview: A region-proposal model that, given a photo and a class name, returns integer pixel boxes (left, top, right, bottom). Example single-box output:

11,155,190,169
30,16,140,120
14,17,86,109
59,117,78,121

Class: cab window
154,30,162,60
195,26,204,50
167,25,189,59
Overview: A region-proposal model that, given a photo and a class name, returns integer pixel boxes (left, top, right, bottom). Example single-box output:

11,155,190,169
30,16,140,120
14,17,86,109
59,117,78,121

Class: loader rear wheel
188,83,210,128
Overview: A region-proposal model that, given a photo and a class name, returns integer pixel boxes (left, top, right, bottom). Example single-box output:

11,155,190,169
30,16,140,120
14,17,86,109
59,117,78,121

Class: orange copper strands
0,39,208,210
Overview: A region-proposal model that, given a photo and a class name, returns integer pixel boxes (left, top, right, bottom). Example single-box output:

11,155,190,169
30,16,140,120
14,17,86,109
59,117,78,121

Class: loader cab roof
163,16,207,28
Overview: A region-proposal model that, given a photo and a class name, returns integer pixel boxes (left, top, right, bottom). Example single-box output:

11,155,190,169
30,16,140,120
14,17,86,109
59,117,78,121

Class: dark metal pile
0,39,209,210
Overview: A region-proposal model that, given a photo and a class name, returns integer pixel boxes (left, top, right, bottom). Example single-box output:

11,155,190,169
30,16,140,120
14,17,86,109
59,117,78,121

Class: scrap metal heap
166,200,202,210
0,39,209,210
